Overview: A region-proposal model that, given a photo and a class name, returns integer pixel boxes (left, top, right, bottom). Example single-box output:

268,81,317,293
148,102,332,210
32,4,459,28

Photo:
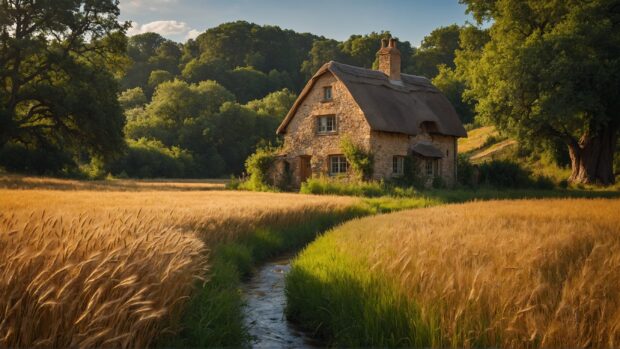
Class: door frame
299,155,312,183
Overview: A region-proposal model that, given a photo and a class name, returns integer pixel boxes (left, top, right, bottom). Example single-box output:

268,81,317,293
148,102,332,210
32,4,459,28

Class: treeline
0,8,477,179
111,22,481,178
1,1,617,183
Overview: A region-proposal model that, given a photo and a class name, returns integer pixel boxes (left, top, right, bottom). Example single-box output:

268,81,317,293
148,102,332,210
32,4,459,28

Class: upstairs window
329,155,348,175
323,86,332,101
392,156,404,176
317,115,337,134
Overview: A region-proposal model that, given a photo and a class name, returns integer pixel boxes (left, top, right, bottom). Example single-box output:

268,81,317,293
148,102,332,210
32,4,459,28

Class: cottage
276,38,467,187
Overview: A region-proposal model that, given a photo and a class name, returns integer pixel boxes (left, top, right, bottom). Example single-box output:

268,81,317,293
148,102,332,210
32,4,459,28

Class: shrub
300,177,425,198
432,176,445,189
301,177,386,197
237,146,280,191
0,142,77,176
106,138,197,178
478,160,530,188
457,154,476,187
340,138,373,180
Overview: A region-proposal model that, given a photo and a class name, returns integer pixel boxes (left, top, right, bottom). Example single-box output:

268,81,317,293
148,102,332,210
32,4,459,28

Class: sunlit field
0,178,360,347
287,199,620,348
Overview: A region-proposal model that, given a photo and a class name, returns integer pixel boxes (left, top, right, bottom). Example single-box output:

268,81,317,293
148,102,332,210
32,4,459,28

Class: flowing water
242,255,322,348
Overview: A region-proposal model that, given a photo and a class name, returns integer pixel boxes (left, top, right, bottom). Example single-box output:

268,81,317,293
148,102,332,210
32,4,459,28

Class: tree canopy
460,0,620,184
0,0,129,162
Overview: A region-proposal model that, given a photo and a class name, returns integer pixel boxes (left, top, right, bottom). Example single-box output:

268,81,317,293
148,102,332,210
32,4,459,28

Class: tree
121,32,180,91
412,24,462,78
461,0,620,185
147,69,174,97
118,87,147,110
432,65,475,124
300,39,346,79
0,0,129,160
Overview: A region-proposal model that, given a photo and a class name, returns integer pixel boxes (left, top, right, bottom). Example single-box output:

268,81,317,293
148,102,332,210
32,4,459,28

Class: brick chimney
377,38,401,81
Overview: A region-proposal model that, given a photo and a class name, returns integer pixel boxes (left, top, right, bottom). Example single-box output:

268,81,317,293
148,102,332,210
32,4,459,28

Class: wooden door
299,156,312,182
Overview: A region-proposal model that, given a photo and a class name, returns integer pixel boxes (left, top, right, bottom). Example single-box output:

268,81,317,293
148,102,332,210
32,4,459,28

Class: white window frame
392,156,404,176
317,115,337,134
329,155,348,175
323,86,332,101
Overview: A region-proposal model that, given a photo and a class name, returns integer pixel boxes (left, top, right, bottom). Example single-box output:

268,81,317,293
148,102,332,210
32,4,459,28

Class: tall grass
287,199,620,348
0,187,360,347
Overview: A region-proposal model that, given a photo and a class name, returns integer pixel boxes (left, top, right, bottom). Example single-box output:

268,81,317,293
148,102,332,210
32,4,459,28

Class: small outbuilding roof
277,61,467,138
411,142,444,158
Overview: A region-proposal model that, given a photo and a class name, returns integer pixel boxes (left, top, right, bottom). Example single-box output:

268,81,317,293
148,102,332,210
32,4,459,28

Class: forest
0,0,618,184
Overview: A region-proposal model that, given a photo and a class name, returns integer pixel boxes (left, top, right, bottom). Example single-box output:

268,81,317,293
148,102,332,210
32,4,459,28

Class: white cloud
185,29,202,40
120,0,178,13
128,20,194,38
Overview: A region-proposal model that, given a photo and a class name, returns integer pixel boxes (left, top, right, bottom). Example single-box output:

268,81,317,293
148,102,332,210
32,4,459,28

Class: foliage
0,142,75,177
147,70,175,96
432,65,475,124
119,87,147,110
121,33,182,91
301,32,417,79
239,146,279,191
301,177,388,197
459,0,620,184
0,0,129,161
432,176,446,189
340,137,374,180
456,154,477,187
411,24,461,78
392,156,425,189
106,138,197,178
478,159,554,189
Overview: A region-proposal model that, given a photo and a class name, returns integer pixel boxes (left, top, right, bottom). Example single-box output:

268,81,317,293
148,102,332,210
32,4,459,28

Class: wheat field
0,182,359,348
287,198,620,348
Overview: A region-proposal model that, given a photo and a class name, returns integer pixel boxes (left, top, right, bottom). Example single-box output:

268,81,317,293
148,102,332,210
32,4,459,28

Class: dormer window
317,115,336,134
323,86,332,101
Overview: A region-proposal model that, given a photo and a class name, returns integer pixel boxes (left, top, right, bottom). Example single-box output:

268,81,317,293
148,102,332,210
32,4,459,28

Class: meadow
0,177,362,347
286,198,620,348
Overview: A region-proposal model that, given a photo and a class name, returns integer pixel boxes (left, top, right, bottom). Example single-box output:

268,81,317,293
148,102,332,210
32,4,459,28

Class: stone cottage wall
281,73,371,187
370,131,458,187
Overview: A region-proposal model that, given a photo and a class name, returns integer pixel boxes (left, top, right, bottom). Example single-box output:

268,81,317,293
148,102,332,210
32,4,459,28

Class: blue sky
119,0,473,46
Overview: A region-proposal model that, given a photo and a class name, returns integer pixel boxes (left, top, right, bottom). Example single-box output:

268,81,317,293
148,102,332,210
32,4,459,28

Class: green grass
156,205,371,347
286,233,431,347
286,189,620,347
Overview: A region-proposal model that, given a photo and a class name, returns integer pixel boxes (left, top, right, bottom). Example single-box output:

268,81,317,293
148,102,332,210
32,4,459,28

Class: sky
119,0,474,46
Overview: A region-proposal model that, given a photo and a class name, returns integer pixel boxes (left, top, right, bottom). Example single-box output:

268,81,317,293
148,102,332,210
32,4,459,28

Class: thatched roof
277,61,467,138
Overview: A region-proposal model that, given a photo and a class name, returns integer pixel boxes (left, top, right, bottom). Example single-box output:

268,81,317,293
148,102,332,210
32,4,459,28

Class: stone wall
370,131,458,187
281,73,371,187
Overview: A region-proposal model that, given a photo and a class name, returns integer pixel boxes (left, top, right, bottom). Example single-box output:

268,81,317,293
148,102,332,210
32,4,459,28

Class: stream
242,255,322,348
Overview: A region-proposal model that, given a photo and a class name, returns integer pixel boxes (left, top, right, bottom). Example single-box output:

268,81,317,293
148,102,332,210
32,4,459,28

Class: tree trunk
567,126,617,185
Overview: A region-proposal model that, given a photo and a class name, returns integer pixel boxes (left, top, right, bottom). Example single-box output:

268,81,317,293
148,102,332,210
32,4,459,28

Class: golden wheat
0,180,359,348
316,199,620,348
